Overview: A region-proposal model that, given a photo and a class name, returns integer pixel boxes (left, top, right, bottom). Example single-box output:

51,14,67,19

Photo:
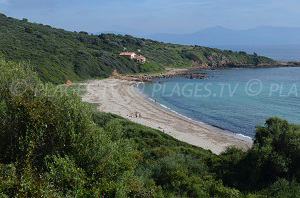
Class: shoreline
138,88,253,142
116,64,300,83
81,78,252,154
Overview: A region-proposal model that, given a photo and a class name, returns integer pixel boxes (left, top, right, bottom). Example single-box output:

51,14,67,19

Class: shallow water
137,67,300,137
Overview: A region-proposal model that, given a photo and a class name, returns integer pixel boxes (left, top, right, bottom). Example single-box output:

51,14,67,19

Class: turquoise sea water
136,67,300,138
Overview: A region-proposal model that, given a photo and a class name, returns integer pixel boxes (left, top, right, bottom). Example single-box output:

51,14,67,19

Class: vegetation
0,13,276,84
0,13,297,197
1,57,300,197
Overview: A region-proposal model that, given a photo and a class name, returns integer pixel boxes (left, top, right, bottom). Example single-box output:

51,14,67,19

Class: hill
0,14,276,84
146,26,300,46
1,57,300,197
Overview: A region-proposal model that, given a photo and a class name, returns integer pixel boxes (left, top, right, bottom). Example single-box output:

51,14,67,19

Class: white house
119,52,136,59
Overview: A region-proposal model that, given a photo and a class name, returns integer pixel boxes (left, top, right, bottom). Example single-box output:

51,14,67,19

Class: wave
147,97,253,141
151,98,195,122
235,133,253,140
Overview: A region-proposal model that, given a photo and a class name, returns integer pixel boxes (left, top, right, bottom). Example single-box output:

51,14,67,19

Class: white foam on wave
170,110,194,121
235,133,253,140
153,99,193,121
150,98,211,125
159,103,170,110
148,98,155,102
145,96,253,141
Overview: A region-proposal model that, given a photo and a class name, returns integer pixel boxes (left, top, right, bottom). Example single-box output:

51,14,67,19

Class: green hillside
1,57,300,197
0,13,276,84
1,13,299,197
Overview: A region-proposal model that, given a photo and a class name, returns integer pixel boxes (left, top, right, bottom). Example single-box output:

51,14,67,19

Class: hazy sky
0,0,299,34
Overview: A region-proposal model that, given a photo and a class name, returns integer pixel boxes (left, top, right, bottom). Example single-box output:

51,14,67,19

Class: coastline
115,62,300,83
81,78,252,154
143,94,253,142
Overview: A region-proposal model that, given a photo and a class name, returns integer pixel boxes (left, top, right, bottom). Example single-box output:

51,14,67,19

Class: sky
0,0,300,35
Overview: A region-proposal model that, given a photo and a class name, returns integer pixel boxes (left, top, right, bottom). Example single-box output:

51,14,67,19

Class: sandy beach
81,78,252,154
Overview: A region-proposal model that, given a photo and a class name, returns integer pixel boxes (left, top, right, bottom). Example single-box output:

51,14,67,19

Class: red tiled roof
120,52,135,56
134,55,145,59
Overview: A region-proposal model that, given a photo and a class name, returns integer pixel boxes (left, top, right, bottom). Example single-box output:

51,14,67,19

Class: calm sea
209,45,300,62
136,67,300,138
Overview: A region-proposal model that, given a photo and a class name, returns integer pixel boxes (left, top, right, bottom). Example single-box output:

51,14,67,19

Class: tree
219,117,300,191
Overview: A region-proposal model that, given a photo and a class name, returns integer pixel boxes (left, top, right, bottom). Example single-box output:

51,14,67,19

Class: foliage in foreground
1,59,300,197
215,117,300,192
0,13,275,84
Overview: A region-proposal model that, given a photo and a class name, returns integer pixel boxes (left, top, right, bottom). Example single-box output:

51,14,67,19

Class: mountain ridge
144,26,300,45
0,13,278,84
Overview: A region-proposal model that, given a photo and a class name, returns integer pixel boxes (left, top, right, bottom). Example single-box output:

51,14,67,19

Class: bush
1,58,298,197
0,14,276,84
216,117,300,194
0,58,140,196
46,155,86,194
260,179,300,198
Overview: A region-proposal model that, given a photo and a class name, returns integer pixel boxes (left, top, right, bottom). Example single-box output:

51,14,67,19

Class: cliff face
0,13,277,84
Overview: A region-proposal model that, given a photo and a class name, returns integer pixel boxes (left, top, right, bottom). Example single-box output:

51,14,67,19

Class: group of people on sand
127,112,142,118
127,112,165,133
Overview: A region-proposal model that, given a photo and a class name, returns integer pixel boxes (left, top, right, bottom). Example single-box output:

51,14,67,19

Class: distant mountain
94,31,127,35
145,26,300,45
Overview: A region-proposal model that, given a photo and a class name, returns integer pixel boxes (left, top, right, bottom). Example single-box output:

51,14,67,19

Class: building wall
130,53,136,59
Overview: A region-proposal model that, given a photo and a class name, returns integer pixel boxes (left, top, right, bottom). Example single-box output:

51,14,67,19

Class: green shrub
46,155,86,194
1,57,298,197
260,179,300,198
0,14,276,84
216,117,300,194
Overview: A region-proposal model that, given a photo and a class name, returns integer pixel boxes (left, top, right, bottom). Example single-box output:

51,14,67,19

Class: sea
136,45,300,139
209,44,300,62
